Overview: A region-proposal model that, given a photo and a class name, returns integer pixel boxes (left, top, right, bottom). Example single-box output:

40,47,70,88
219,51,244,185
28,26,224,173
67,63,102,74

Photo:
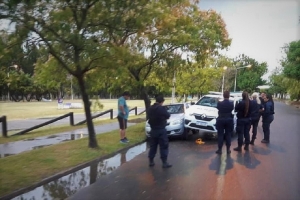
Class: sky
199,0,300,79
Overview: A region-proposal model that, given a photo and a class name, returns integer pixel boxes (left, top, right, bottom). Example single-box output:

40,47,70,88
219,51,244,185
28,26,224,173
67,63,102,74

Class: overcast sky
199,0,300,78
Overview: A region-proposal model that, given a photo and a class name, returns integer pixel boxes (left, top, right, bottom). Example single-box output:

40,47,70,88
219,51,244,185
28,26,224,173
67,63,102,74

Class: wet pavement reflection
0,122,136,158
11,142,147,200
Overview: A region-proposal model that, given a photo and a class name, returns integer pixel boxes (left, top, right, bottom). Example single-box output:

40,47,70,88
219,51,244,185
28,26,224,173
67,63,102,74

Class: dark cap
123,91,130,96
155,95,165,103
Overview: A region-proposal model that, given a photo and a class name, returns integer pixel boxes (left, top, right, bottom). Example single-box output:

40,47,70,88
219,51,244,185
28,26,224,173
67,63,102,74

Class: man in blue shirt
118,91,130,144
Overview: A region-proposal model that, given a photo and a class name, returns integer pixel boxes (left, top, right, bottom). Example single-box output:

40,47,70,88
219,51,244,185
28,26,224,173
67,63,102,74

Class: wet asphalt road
70,101,300,200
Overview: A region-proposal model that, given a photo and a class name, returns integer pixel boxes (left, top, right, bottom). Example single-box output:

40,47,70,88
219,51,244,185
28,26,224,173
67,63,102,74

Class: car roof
200,94,235,101
165,103,186,106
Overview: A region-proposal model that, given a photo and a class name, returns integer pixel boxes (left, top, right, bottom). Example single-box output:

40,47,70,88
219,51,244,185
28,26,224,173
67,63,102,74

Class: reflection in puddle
0,153,15,158
47,135,58,139
11,142,147,200
32,144,52,150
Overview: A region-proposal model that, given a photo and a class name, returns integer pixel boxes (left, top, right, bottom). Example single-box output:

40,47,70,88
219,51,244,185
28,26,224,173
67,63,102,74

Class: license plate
196,121,207,126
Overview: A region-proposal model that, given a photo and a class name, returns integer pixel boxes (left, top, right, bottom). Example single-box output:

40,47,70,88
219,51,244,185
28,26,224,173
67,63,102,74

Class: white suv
184,92,241,138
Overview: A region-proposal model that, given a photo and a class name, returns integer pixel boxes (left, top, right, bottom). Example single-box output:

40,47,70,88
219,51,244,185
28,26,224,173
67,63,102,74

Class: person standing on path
250,92,263,145
118,91,130,144
148,95,172,168
215,91,234,154
261,94,275,143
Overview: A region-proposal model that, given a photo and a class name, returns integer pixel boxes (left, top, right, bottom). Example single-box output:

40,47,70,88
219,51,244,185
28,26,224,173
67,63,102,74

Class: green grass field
0,98,173,120
0,123,146,197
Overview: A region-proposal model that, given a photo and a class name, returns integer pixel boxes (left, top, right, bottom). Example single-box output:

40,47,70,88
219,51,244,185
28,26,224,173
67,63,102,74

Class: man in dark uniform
148,95,172,168
216,91,234,154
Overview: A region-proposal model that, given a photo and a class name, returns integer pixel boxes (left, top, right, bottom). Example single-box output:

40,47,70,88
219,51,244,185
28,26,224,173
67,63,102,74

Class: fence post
110,109,113,119
1,116,8,137
135,107,137,115
69,112,74,126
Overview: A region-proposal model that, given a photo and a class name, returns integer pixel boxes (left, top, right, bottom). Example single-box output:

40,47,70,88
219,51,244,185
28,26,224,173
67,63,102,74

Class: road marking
215,153,227,200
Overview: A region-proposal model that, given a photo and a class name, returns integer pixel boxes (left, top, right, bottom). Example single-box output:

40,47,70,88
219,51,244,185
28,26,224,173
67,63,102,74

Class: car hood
167,113,184,122
186,105,218,117
145,113,184,124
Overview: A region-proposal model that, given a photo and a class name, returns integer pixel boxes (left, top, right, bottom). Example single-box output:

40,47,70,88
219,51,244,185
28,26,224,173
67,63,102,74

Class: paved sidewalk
5,108,145,131
0,122,139,158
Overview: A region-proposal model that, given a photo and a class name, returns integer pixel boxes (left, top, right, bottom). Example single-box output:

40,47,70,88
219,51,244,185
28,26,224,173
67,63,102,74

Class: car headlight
170,119,184,125
211,118,216,125
187,112,195,116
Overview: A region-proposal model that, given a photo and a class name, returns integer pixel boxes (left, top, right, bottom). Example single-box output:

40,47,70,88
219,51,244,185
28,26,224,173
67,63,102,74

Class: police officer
261,94,275,143
234,91,252,151
250,92,263,145
216,91,234,154
148,95,172,168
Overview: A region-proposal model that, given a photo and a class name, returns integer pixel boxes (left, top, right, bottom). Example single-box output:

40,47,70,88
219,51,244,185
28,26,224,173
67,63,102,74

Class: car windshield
195,96,222,108
164,104,184,114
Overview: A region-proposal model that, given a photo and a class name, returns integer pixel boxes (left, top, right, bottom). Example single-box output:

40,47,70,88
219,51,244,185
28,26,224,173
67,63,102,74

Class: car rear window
164,104,184,114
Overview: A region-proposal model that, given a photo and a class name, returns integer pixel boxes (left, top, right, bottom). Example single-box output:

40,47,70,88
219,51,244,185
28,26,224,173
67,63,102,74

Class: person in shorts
118,91,130,144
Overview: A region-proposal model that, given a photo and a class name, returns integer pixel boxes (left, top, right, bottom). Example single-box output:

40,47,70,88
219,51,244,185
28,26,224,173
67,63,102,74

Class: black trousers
262,115,274,141
236,118,251,146
216,118,233,150
251,118,260,140
148,128,169,161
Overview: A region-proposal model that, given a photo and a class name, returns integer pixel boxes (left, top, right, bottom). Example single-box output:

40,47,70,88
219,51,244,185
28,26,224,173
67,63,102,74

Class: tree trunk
140,86,151,119
77,75,98,148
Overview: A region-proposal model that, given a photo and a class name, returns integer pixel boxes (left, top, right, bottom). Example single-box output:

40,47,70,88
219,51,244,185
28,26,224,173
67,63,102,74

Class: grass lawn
0,98,173,120
0,122,147,197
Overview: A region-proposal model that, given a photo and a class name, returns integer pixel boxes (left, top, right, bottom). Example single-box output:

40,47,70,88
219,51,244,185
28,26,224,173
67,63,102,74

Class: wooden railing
0,116,7,137
11,112,74,136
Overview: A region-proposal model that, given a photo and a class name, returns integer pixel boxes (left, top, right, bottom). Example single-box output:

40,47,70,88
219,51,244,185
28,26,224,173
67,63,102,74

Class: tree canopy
0,0,231,147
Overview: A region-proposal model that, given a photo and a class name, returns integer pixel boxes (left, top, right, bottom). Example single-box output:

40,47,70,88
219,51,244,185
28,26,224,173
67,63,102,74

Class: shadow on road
209,154,234,175
235,151,261,169
266,143,286,153
252,145,272,155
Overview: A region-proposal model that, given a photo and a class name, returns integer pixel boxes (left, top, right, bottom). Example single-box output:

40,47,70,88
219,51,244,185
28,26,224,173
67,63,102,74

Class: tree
0,0,231,146
1,0,125,148
92,2,231,114
269,68,288,99
233,54,268,92
282,40,300,81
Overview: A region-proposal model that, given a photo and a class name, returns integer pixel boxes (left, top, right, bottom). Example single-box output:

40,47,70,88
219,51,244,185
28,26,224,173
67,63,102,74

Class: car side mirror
191,102,195,105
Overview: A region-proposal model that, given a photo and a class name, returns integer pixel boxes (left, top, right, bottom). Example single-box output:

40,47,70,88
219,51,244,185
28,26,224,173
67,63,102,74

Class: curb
0,139,147,200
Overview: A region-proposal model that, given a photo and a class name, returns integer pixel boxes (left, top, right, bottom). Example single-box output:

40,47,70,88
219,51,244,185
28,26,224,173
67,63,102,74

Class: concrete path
5,108,145,131
0,122,138,158
0,122,135,158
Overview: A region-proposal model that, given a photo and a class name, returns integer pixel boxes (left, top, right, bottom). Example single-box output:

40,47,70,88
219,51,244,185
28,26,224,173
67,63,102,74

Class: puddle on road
0,153,15,158
0,133,89,158
11,142,147,200
32,144,52,150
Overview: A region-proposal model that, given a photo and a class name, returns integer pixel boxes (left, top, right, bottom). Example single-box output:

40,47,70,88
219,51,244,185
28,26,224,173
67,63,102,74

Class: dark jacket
262,101,275,119
235,99,252,119
250,100,263,121
148,103,170,129
217,99,234,118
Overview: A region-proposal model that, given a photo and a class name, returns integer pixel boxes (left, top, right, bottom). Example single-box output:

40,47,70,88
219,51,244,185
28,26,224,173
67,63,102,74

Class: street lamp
67,74,74,100
171,71,176,104
234,64,251,92
7,65,18,101
221,66,227,93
